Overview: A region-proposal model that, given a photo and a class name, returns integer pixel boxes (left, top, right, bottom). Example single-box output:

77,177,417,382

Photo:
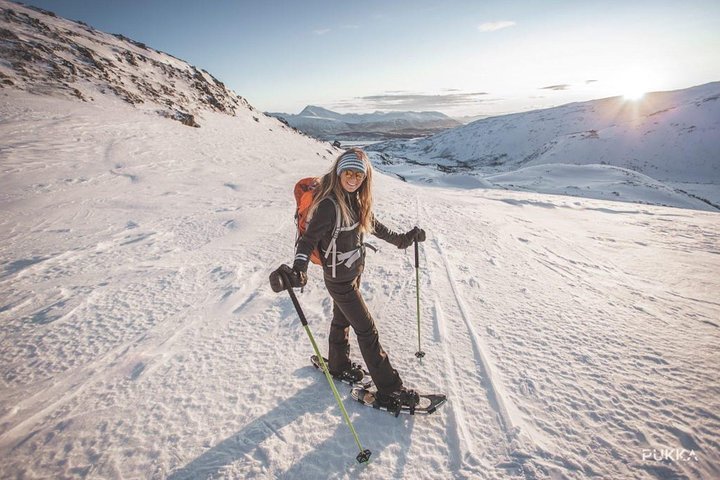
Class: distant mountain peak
298,105,343,119
268,105,461,141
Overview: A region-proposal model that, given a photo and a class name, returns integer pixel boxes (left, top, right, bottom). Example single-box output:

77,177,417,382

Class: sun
620,73,649,101
623,87,646,101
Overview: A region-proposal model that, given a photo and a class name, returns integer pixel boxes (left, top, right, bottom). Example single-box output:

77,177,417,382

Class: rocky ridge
0,0,253,127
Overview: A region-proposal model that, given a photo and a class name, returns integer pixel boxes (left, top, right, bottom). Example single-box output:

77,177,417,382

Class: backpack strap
321,197,365,278
323,197,342,278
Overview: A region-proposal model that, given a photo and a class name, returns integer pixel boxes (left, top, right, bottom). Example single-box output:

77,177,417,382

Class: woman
290,148,425,409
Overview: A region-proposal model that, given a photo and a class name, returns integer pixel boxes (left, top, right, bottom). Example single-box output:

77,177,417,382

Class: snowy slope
1,2,720,480
0,0,250,126
485,164,717,211
370,83,720,210
2,91,720,479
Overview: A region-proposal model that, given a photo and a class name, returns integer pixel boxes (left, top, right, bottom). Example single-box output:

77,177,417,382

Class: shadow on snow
168,367,415,479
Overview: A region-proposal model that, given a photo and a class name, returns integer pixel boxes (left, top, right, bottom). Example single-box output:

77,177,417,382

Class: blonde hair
307,148,374,235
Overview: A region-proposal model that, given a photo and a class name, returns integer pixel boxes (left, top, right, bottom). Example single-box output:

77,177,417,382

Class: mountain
452,113,491,124
369,83,720,211
0,0,263,127
297,105,347,121
1,2,719,479
268,105,461,141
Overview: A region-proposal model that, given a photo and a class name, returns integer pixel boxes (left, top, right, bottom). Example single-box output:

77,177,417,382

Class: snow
485,164,716,210
2,89,719,479
1,1,719,478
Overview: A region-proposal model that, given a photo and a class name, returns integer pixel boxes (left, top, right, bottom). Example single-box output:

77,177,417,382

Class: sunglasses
342,170,366,181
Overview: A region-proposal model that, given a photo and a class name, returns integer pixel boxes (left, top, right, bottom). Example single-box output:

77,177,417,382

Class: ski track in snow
429,233,530,477
417,190,720,479
1,89,719,479
418,196,537,478
433,298,476,467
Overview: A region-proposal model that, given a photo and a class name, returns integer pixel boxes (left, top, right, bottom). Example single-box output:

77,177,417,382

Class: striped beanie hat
336,151,367,176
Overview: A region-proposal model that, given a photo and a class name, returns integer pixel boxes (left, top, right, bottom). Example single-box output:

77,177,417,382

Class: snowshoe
352,386,447,416
310,355,373,388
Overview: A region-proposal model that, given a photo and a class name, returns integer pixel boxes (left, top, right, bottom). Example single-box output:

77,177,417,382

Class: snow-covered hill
1,2,719,479
269,106,461,141
370,83,720,211
0,0,254,127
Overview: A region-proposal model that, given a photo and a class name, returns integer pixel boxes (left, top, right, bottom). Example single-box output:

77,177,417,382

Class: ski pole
414,237,425,359
280,270,372,464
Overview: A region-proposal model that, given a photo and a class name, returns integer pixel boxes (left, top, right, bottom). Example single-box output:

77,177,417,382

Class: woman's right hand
292,265,308,287
269,264,307,292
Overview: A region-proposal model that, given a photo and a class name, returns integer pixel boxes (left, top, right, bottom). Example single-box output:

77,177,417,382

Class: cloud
585,79,598,84
478,21,516,32
336,92,492,111
540,84,571,91
313,28,331,35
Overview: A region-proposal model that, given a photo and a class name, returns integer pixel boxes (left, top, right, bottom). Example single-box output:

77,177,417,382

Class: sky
18,0,720,118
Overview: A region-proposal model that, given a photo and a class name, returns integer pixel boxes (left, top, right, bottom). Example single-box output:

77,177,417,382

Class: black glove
397,226,426,249
292,259,308,286
293,265,308,288
269,264,307,293
292,258,308,276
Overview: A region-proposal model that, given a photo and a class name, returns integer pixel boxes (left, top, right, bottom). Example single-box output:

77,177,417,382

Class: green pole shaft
280,271,369,462
416,264,421,352
302,324,366,454
414,238,425,358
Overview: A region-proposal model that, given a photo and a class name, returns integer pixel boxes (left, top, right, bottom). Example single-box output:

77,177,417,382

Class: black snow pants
324,275,403,394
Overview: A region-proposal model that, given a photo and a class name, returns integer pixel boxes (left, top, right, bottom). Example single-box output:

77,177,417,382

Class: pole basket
356,449,372,463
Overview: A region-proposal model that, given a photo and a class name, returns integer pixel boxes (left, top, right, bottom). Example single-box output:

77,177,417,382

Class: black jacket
294,192,405,282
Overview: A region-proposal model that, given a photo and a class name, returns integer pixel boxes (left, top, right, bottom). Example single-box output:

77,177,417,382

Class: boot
329,361,365,384
375,387,420,415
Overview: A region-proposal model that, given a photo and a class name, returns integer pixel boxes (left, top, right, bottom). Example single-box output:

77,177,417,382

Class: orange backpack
294,177,340,266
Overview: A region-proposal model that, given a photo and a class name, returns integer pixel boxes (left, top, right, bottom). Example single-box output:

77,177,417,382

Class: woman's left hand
411,226,426,243
398,226,426,249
